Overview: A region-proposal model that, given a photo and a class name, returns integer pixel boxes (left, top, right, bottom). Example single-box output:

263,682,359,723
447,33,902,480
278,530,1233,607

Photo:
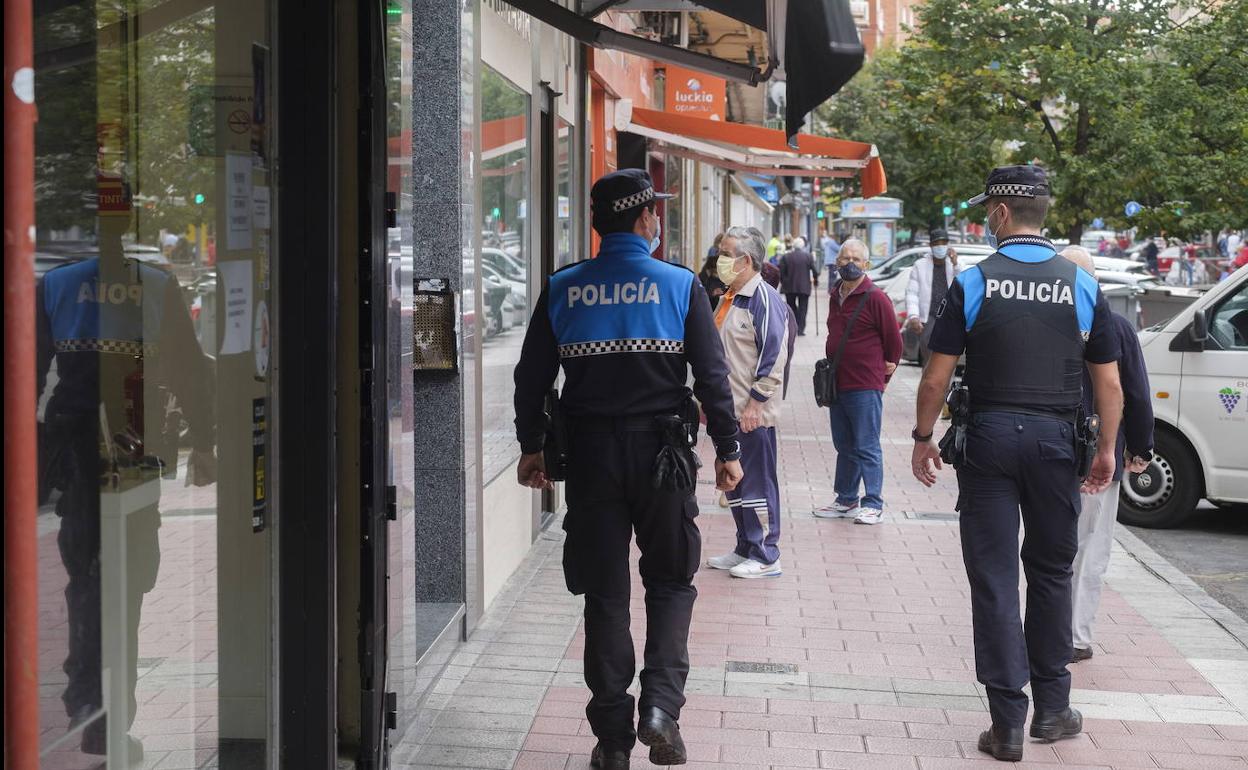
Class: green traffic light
491,207,501,218
194,193,205,205
942,206,953,216
959,201,968,210
816,209,825,219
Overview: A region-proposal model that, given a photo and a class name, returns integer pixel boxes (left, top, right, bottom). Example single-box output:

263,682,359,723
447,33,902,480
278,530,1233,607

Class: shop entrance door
356,0,393,763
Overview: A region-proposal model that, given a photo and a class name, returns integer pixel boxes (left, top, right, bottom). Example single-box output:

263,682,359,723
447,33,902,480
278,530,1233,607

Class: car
866,244,996,283
1119,265,1248,528
481,247,526,283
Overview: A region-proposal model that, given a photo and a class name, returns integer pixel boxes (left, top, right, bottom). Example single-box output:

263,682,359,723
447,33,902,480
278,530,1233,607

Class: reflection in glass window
34,1,274,765
480,67,530,483
556,118,574,268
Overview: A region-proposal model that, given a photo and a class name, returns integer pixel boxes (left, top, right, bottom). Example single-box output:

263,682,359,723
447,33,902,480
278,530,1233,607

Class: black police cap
967,165,1050,206
590,169,673,215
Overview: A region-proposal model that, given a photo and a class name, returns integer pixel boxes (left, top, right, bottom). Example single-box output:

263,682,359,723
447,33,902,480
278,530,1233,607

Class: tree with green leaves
818,0,1248,242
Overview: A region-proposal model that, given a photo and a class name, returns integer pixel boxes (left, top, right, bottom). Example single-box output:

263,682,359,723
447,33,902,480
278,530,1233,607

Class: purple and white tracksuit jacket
715,274,795,565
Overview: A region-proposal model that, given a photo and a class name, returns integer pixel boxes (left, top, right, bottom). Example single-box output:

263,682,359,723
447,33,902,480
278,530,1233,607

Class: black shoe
637,706,687,765
977,725,1024,762
1071,646,1094,663
590,743,630,769
1030,707,1083,742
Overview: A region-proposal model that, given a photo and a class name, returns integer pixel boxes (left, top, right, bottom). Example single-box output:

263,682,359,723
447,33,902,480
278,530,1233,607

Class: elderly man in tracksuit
706,225,794,579
1061,247,1154,663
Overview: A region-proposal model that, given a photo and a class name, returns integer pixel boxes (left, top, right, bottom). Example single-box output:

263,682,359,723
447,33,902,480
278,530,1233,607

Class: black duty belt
569,415,665,434
969,406,1078,425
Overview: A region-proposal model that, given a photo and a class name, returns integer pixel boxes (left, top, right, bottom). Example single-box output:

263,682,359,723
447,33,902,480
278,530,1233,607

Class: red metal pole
4,0,40,762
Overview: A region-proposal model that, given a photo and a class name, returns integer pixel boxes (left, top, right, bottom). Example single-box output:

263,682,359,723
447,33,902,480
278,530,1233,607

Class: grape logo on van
1218,387,1241,414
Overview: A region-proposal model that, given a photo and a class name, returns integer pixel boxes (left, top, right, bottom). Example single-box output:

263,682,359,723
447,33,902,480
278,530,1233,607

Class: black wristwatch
716,440,742,463
912,426,934,442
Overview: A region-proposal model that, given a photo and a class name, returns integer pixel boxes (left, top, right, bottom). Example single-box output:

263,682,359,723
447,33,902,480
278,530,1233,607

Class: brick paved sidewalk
394,332,1248,770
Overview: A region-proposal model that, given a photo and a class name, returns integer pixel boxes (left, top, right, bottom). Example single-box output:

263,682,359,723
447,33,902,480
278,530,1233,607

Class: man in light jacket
905,228,959,365
706,226,793,579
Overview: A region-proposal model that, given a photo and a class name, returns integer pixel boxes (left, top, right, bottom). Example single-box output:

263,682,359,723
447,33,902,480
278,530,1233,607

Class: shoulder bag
814,289,873,407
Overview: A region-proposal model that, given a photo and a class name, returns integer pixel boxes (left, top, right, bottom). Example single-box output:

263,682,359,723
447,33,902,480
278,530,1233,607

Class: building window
480,66,531,483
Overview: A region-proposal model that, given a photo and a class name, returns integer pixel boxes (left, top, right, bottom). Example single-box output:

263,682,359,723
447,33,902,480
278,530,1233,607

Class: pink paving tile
683,694,768,714
817,717,910,738
529,716,582,735
677,725,769,747
523,732,598,754
1150,753,1248,770
1123,721,1223,739
721,745,821,767
513,751,571,769
863,736,961,758
1053,745,1158,767
768,700,857,718
815,752,920,769
768,731,866,752
720,711,815,732
1184,738,1248,758
856,706,948,725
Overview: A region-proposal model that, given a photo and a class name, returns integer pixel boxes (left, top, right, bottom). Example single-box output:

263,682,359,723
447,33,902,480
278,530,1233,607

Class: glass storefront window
479,66,530,484
34,1,275,766
556,118,574,268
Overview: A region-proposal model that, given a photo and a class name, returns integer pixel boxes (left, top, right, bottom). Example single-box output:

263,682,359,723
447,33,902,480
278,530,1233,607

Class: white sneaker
854,508,884,525
729,559,782,579
707,551,748,570
813,501,858,519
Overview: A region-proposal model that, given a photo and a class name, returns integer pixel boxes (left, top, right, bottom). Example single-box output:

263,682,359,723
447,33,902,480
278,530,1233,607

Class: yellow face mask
716,254,744,285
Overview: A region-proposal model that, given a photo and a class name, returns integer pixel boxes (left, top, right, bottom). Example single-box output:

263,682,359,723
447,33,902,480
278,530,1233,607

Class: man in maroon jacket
813,238,903,525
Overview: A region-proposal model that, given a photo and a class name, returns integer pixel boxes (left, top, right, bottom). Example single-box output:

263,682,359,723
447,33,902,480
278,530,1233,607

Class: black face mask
839,262,864,281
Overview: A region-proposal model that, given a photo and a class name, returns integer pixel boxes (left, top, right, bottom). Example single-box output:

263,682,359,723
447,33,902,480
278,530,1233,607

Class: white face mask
650,214,662,254
932,245,949,259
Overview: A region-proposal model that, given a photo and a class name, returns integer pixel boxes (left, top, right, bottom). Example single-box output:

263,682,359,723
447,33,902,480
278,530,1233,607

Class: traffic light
194,192,206,205
959,201,968,210
942,205,953,217
815,205,826,220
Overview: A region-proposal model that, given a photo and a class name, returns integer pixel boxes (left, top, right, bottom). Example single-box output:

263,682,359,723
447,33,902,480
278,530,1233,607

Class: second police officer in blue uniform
909,166,1124,762
514,169,743,769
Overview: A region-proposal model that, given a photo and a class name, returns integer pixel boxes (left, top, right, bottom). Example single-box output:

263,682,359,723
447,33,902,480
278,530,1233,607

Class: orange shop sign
663,65,725,120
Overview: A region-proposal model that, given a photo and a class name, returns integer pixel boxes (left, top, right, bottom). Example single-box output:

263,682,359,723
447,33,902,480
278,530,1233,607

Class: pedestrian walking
706,226,793,579
778,235,819,335
910,165,1124,763
1142,238,1161,276
812,238,903,525
1060,247,1154,664
821,230,841,273
512,169,744,770
904,227,960,366
699,233,727,311
766,233,783,262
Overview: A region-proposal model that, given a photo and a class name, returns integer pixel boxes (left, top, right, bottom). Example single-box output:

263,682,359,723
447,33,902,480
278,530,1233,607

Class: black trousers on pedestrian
785,292,810,334
955,412,1080,729
562,423,700,753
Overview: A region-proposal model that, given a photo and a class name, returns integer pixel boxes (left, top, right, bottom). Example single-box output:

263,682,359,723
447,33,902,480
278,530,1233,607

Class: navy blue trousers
956,412,1080,728
727,426,780,564
562,425,699,753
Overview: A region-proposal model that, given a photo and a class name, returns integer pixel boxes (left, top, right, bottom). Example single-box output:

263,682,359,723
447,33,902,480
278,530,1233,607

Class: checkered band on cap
559,338,684,358
986,183,1046,198
612,186,655,213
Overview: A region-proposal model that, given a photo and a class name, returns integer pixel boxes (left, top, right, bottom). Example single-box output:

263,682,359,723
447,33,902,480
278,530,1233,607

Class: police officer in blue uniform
36,175,216,758
514,169,743,769
909,166,1124,762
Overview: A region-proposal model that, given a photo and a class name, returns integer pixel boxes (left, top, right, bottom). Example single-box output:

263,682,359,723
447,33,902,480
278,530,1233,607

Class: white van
1119,266,1248,527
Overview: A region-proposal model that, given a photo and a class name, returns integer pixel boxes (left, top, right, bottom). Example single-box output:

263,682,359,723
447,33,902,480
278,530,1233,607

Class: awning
616,103,887,198
501,0,864,144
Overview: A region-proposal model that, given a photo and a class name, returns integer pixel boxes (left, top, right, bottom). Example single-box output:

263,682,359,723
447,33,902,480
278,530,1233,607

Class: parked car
1119,266,1248,528
481,247,526,283
866,244,996,283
